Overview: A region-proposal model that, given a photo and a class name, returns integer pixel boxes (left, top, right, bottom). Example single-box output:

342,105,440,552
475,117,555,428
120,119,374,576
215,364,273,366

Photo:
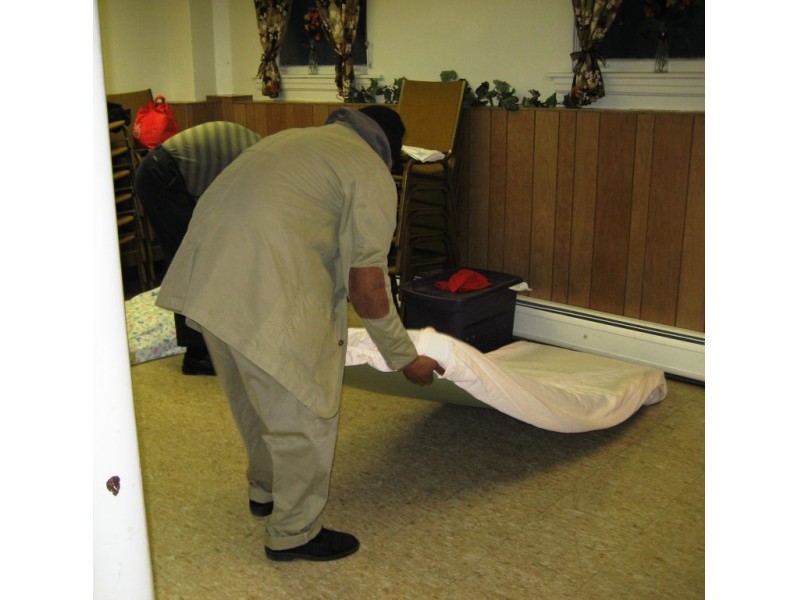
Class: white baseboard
512,298,705,382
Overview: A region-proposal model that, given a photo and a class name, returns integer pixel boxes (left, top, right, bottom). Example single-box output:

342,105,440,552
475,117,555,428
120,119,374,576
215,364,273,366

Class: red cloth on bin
435,269,492,293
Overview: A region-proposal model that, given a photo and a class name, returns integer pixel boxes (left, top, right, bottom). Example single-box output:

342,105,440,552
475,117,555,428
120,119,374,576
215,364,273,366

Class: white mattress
124,288,667,433
346,327,667,433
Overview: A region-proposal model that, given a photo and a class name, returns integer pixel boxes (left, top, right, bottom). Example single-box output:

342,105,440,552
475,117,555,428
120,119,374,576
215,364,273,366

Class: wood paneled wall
171,96,346,135
171,97,704,333
457,108,704,333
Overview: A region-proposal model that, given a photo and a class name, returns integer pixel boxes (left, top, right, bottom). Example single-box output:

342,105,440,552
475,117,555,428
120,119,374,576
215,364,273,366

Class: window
598,0,704,59
279,0,368,67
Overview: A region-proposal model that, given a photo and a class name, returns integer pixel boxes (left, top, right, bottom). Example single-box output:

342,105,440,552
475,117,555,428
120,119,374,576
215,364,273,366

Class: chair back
107,89,155,166
106,89,154,122
397,80,466,155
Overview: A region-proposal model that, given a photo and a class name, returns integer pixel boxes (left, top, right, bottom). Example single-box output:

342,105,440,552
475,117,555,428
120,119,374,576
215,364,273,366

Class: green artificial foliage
382,77,405,103
491,80,520,111
347,77,404,104
441,71,570,111
344,70,576,111
521,90,559,108
470,81,491,107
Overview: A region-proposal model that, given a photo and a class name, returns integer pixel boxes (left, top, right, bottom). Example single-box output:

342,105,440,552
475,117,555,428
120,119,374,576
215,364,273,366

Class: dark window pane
279,1,368,66
598,0,704,59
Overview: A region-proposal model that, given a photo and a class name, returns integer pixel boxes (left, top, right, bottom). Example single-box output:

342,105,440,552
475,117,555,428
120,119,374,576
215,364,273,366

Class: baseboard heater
512,297,705,383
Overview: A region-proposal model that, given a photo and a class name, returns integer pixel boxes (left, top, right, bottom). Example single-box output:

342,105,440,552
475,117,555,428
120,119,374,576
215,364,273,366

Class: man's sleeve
339,168,418,370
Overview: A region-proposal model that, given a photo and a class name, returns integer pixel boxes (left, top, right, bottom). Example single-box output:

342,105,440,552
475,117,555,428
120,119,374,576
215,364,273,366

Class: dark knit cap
358,105,406,166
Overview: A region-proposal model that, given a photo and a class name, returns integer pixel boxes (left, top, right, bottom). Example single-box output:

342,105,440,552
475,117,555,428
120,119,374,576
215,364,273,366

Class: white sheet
346,327,667,433
124,288,667,432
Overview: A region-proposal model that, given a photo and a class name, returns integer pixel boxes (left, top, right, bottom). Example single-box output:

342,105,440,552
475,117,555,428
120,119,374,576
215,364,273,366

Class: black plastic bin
401,268,523,353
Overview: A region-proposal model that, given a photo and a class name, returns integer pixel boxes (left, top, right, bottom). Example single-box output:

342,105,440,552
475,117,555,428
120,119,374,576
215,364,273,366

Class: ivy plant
346,70,576,111
441,70,570,110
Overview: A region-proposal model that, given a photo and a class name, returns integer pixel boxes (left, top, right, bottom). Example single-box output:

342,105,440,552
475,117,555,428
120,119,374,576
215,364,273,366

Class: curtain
315,0,360,99
570,0,622,106
254,0,293,98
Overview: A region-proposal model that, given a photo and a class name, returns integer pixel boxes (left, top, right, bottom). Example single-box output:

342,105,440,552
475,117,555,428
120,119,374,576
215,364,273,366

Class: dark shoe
249,500,274,517
265,528,360,562
181,354,216,376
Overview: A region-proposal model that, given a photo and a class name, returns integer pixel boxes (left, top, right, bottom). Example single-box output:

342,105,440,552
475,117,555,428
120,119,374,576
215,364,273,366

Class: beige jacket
156,119,417,417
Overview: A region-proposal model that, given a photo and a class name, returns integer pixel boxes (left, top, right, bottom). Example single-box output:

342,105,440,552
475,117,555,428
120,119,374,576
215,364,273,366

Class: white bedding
346,327,667,433
125,288,666,432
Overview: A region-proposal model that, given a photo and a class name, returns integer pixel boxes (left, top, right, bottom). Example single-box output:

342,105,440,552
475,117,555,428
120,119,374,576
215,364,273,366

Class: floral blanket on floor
125,287,184,365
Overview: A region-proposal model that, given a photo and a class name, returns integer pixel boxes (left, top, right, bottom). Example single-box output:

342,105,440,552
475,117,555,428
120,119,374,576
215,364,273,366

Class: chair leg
389,271,403,318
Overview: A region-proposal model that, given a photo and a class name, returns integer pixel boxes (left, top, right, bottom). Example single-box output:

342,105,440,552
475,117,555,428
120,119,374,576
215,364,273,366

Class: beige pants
202,328,340,550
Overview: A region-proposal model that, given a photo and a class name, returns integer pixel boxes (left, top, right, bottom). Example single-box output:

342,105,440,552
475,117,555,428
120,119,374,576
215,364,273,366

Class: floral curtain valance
315,0,360,99
254,0,293,98
570,0,622,106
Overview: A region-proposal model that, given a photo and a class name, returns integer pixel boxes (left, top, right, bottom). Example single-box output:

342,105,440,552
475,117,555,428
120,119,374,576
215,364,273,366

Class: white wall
366,0,574,97
10,1,157,596
98,0,174,95
94,1,156,597
189,0,218,99
99,0,704,110
98,0,216,101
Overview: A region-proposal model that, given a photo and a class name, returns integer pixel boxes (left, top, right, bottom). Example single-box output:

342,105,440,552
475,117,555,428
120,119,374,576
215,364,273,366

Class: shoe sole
181,368,216,376
265,542,360,562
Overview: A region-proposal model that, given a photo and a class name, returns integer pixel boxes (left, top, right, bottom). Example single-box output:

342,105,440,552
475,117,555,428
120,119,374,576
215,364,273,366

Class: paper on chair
402,145,445,162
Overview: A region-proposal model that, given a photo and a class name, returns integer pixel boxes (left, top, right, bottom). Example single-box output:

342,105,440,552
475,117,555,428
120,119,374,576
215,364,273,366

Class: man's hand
402,355,445,386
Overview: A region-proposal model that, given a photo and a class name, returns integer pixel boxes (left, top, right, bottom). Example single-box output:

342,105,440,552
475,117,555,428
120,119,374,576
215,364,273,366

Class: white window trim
561,25,705,111
253,65,384,102
548,59,705,111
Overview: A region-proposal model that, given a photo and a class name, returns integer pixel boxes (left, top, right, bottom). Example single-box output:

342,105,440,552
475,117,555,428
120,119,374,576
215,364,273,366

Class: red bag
132,95,179,149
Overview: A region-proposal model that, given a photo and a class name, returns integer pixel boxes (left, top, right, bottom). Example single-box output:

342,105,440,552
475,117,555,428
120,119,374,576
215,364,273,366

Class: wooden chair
389,79,467,311
107,89,167,285
107,88,154,163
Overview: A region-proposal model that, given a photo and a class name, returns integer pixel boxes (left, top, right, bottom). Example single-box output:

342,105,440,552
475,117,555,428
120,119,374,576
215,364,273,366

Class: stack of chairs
106,89,161,291
108,116,156,291
389,79,467,312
